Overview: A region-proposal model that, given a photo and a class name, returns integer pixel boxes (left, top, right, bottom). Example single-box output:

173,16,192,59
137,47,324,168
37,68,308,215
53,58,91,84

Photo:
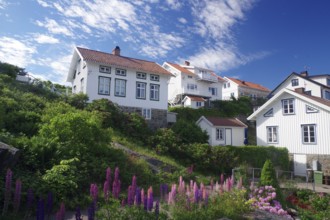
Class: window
267,126,278,143
263,108,273,117
150,84,159,101
306,105,319,113
196,101,202,107
291,79,299,86
325,91,330,100
188,76,193,78
150,74,159,81
302,124,316,144
115,68,126,76
98,76,110,95
115,79,126,97
137,72,146,79
80,78,84,92
100,65,111,73
327,78,330,86
224,84,227,89
142,108,151,120
187,83,197,90
209,87,218,96
136,82,146,99
216,128,224,140
282,99,295,115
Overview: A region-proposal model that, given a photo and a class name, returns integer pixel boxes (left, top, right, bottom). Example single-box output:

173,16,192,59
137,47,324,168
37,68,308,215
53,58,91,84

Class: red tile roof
205,117,247,127
187,96,205,102
77,47,172,76
293,90,330,107
166,62,195,76
228,77,270,92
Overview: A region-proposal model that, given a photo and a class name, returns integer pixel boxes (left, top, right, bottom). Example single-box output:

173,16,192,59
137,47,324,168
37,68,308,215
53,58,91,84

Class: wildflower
90,183,98,202
55,202,65,220
135,187,141,206
2,168,12,216
127,185,133,206
147,187,153,211
88,202,95,220
13,179,22,213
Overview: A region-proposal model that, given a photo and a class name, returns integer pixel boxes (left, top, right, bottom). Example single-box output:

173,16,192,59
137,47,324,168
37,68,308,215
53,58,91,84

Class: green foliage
63,93,89,109
171,119,208,144
0,62,26,79
260,159,279,188
148,128,180,154
124,113,152,140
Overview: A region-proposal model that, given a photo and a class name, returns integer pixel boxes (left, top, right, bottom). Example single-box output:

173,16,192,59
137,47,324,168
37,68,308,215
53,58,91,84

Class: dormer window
100,65,111,73
150,74,159,81
291,79,299,86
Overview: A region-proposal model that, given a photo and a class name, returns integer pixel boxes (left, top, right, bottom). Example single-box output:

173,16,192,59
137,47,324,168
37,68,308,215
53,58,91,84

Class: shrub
171,119,208,144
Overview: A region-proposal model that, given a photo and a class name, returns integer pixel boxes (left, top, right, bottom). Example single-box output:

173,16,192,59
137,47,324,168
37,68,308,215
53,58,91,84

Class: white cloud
0,37,36,67
34,34,59,44
178,17,187,24
166,0,183,10
0,0,7,9
36,0,51,8
36,18,73,36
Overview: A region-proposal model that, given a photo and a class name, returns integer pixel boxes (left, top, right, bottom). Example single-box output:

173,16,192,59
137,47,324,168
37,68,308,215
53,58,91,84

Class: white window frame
150,74,159,81
150,84,159,101
115,68,126,76
187,83,197,90
209,87,218,96
137,72,146,79
267,126,278,143
282,99,295,115
263,108,274,117
291,78,299,86
99,65,111,73
98,76,111,95
216,128,224,140
301,124,316,144
142,108,151,120
136,82,146,99
115,78,126,97
196,101,202,107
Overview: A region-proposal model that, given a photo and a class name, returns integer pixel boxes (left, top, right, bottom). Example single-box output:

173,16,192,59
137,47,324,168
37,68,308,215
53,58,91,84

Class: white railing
197,72,218,82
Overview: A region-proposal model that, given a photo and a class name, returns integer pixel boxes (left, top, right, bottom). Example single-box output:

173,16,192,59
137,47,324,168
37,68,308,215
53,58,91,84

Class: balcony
196,72,218,83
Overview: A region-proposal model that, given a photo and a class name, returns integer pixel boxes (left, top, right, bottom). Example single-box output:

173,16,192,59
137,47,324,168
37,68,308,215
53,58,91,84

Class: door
225,128,232,145
294,154,307,176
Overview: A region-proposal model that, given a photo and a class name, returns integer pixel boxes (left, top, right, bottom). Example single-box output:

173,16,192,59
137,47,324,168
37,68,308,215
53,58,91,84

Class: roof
186,96,205,102
269,72,330,96
227,77,270,92
247,88,330,121
166,62,195,76
76,47,173,76
199,116,247,127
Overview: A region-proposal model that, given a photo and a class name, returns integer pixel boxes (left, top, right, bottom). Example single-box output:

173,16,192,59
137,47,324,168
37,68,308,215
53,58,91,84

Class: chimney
300,71,308,77
242,80,246,85
295,87,305,94
184,60,190,66
112,46,120,56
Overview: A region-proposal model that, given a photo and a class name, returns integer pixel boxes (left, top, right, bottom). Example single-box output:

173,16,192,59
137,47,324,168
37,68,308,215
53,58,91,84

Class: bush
148,128,180,154
171,119,208,144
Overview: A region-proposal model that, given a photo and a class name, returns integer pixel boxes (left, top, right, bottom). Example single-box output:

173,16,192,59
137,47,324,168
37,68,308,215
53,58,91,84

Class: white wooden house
248,88,330,176
163,61,224,108
67,46,173,128
196,116,248,146
222,77,270,100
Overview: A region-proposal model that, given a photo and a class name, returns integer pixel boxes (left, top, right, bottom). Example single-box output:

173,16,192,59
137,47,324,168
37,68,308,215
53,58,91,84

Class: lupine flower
143,196,148,211
141,188,145,205
46,192,53,216
75,206,82,220
131,175,137,197
147,187,153,211
2,168,12,215
13,179,22,213
36,199,45,220
88,201,95,220
55,202,65,220
90,183,98,202
194,185,199,203
160,184,168,201
135,187,141,206
127,185,133,206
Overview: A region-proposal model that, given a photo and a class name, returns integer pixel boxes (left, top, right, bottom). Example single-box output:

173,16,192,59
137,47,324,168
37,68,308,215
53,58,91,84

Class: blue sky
0,0,330,90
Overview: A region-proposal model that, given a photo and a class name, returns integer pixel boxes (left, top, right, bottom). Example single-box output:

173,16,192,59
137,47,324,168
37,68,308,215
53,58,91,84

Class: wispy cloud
36,18,73,36
34,34,59,44
0,0,7,9
166,0,183,10
178,17,187,24
0,37,36,67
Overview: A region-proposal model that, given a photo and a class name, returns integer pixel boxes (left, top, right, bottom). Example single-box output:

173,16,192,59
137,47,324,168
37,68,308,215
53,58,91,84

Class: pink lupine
141,188,145,205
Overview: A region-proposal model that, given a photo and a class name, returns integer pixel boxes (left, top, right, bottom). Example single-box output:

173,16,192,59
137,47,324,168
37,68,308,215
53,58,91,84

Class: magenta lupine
127,185,133,206
2,168,13,216
141,188,145,206
55,202,65,220
131,175,137,195
90,183,98,202
147,187,153,211
13,179,22,213
121,198,126,207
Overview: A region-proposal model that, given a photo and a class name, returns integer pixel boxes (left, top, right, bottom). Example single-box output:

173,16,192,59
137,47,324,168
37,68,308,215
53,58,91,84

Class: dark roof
77,47,172,76
270,72,330,97
204,117,247,127
228,77,270,92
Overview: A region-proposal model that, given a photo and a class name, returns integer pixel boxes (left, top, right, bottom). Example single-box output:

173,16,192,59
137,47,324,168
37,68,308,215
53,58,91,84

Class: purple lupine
75,206,82,220
55,202,65,220
90,183,98,202
194,184,199,203
143,196,148,211
46,192,53,216
88,201,95,220
160,184,168,201
2,168,12,215
147,187,153,211
127,185,133,206
13,179,22,213
155,200,159,219
26,188,34,210
135,187,141,206
36,199,45,220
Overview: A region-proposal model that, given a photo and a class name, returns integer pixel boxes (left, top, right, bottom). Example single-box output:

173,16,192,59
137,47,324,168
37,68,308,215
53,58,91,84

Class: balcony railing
197,72,218,82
